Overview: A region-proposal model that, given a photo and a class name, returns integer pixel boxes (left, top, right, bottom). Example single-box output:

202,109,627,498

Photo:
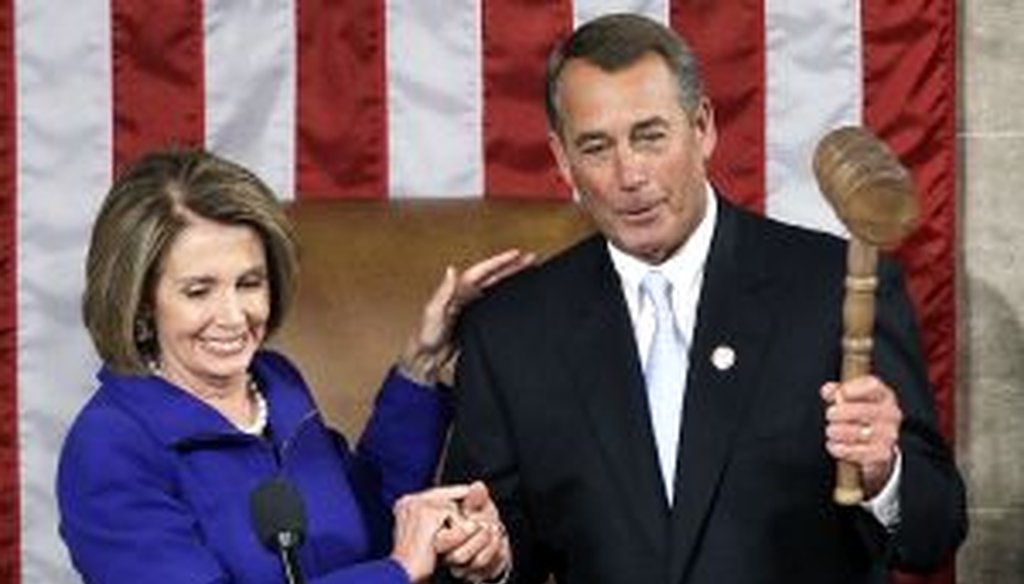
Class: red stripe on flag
862,0,957,441
296,0,386,199
671,0,765,213
862,1,957,582
111,0,205,173
0,0,19,579
482,1,571,199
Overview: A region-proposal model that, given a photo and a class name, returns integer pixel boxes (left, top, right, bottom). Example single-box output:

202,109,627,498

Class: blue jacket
58,350,451,584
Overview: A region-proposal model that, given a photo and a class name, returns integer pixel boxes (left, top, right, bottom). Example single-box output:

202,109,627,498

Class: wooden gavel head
813,126,918,248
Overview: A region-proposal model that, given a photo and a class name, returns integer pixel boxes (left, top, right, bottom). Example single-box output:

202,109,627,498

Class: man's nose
613,145,647,190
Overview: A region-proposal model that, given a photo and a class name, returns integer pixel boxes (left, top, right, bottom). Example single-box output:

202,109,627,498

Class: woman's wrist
396,338,454,387
396,352,440,386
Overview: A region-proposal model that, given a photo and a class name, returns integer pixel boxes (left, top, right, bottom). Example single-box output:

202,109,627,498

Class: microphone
250,477,308,584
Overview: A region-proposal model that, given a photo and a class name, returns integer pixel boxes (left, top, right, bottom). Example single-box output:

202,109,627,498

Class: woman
57,149,527,583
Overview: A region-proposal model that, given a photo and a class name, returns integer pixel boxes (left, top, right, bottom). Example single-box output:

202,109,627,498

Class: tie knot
641,271,674,314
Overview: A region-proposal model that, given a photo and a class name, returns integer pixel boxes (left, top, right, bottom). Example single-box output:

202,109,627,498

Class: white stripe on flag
574,0,670,26
386,0,482,198
205,0,297,201
764,0,861,235
16,1,111,582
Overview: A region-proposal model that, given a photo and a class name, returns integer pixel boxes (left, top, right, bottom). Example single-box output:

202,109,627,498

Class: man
441,12,966,584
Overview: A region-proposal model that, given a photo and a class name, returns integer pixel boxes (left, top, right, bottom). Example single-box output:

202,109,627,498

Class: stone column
958,0,1024,581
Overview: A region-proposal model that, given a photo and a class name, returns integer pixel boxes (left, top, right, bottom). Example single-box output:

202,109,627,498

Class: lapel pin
711,345,736,371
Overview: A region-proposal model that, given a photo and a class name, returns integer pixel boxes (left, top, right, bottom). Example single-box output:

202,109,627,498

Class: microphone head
250,477,307,551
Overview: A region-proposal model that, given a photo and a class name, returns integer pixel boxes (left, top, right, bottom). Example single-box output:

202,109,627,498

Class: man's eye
636,131,666,144
580,143,608,155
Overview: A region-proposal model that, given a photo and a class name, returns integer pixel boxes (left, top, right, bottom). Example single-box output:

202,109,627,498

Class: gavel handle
834,462,863,505
833,239,877,505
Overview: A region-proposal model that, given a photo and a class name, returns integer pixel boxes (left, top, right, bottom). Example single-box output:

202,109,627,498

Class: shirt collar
607,183,718,312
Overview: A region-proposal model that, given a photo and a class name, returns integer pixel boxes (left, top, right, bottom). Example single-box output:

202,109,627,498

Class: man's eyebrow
631,117,670,134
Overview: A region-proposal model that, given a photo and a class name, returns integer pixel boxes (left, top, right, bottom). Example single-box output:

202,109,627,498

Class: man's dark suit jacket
442,197,966,584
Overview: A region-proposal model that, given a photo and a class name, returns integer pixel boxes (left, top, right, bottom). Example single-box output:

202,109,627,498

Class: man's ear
548,131,575,189
692,98,718,160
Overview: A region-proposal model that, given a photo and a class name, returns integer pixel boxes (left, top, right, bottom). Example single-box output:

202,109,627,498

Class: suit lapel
559,238,670,557
668,202,777,582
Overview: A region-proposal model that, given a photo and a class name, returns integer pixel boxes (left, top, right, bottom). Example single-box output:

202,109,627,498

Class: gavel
812,126,918,505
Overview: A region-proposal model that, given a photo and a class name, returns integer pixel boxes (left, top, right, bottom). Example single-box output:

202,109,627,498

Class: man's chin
613,238,670,265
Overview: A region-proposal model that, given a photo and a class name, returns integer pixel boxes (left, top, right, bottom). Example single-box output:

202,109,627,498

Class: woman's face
151,215,270,394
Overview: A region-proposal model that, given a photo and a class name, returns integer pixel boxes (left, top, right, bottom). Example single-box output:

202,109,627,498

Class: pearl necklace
237,376,269,436
150,362,268,435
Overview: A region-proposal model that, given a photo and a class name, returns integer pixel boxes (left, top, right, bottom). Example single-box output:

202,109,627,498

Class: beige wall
958,0,1024,581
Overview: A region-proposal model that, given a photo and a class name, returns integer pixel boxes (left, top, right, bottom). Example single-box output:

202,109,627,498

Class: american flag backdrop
0,1,956,582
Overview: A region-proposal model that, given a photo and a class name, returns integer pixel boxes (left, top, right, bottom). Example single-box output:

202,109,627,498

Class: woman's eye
239,275,266,290
182,286,209,299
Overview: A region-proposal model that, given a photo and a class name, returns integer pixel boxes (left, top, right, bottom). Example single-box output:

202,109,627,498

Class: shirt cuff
482,560,513,584
859,447,902,531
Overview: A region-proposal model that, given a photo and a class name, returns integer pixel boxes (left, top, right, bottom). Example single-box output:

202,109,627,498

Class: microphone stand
275,531,306,584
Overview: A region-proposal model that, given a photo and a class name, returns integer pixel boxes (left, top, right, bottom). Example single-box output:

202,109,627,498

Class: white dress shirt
608,187,717,374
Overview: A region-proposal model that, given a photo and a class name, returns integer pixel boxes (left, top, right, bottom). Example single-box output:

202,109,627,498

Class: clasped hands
821,375,904,499
391,481,511,584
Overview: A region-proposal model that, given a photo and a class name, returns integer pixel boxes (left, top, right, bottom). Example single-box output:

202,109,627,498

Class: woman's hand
398,249,535,384
434,481,512,584
390,485,476,583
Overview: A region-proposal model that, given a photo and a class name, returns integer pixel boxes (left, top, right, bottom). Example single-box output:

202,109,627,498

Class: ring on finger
859,423,873,441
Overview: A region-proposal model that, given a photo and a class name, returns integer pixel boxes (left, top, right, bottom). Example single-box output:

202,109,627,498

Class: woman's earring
134,316,154,345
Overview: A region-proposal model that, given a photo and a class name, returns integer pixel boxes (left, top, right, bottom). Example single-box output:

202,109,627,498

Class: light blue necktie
641,271,688,504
